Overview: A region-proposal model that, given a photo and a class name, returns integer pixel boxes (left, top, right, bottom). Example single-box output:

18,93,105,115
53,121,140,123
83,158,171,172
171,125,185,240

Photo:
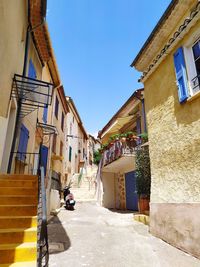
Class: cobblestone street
48,202,200,267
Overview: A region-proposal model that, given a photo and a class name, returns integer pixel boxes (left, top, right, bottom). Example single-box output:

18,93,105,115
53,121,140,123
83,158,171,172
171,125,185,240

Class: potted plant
119,133,127,143
135,147,151,214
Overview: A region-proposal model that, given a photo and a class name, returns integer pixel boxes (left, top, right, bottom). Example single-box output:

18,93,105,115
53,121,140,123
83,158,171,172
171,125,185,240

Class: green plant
93,150,102,165
139,132,148,143
135,147,151,197
109,133,120,141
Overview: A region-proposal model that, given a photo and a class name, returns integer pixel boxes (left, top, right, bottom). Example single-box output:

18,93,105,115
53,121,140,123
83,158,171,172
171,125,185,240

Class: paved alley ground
48,202,200,267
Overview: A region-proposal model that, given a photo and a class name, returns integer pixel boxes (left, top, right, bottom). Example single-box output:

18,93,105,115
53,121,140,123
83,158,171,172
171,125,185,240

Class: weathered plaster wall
145,21,200,204
150,203,200,259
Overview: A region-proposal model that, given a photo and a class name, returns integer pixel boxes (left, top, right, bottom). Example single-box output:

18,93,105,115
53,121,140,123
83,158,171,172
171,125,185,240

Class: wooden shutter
61,112,64,131
18,124,29,160
173,47,188,103
43,106,48,123
55,96,59,118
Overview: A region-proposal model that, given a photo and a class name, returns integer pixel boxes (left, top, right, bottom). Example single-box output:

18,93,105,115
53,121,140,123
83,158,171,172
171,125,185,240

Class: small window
61,112,64,131
52,134,57,154
69,146,72,162
55,96,59,119
60,141,63,156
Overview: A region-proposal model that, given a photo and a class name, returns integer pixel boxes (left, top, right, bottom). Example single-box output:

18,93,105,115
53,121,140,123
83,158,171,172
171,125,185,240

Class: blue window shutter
18,124,29,160
41,145,48,176
43,106,48,123
28,59,37,79
173,47,189,103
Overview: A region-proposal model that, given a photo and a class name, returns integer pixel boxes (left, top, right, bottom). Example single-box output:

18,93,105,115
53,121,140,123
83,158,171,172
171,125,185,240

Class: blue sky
47,0,171,136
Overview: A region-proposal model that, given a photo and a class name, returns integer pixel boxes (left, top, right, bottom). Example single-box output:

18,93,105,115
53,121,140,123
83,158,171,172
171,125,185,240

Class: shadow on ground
108,208,137,214
48,215,71,254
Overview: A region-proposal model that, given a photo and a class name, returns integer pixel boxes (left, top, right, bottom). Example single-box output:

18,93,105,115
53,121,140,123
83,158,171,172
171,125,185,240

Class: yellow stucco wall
144,20,200,204
0,0,27,118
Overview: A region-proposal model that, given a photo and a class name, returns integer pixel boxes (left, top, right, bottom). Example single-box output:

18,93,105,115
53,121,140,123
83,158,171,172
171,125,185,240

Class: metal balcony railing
102,139,139,167
10,152,40,174
11,74,54,118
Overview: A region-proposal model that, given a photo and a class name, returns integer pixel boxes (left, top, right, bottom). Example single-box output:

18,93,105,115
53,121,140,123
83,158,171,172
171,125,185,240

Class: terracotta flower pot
138,196,150,214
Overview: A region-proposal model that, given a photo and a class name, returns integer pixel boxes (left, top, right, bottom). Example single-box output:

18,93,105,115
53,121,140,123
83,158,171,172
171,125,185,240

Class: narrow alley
48,202,200,267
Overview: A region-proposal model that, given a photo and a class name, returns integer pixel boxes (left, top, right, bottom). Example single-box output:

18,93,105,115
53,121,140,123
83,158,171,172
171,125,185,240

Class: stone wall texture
145,20,200,204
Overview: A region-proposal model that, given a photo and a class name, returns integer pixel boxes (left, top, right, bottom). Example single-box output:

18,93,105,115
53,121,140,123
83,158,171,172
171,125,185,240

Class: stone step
0,243,37,264
0,196,37,205
0,205,37,216
0,180,37,188
0,227,37,244
0,187,37,196
0,175,37,181
0,216,37,229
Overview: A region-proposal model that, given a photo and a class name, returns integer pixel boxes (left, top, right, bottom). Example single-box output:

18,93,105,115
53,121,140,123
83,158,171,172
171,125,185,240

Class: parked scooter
63,185,76,210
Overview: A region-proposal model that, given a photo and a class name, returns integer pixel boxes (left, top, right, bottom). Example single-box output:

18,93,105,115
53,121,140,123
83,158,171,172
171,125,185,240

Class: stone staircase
0,174,38,266
71,166,97,201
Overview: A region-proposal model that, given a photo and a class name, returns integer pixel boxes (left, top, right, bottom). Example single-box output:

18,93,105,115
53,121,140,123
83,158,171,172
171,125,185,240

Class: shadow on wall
48,215,71,254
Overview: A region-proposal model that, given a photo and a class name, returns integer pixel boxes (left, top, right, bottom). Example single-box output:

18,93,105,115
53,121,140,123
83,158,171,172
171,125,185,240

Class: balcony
11,74,54,118
102,139,138,173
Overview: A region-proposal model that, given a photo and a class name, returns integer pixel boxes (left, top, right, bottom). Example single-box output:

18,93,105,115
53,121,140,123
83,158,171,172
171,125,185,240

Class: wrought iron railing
103,139,138,166
37,166,49,267
10,152,40,174
12,74,53,107
191,73,200,94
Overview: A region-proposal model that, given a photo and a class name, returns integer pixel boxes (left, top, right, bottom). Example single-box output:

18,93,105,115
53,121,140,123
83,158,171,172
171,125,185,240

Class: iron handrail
38,166,49,267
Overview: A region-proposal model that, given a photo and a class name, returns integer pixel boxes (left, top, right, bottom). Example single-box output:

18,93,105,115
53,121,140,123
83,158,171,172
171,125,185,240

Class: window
61,112,64,131
174,38,200,103
18,124,29,161
191,40,200,94
55,96,59,119
52,134,57,154
60,141,63,156
69,146,72,162
43,105,48,123
28,59,36,79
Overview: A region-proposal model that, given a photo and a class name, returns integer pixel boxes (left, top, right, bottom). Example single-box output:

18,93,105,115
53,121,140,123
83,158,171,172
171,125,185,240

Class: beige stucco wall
102,172,116,209
145,20,200,204
0,0,27,118
0,0,27,170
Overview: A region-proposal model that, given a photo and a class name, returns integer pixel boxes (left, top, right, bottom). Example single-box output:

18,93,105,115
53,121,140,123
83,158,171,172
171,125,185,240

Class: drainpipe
7,25,31,173
134,92,147,133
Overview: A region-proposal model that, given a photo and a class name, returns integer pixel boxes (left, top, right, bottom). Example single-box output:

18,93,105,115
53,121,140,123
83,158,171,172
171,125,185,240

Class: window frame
183,29,200,97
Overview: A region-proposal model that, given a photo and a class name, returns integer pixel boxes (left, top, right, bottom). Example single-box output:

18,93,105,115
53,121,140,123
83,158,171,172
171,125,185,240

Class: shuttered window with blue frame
18,124,29,161
173,47,189,103
28,59,37,79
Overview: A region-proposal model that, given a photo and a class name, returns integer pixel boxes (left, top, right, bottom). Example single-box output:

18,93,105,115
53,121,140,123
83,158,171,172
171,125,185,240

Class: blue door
41,145,48,176
125,171,138,211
